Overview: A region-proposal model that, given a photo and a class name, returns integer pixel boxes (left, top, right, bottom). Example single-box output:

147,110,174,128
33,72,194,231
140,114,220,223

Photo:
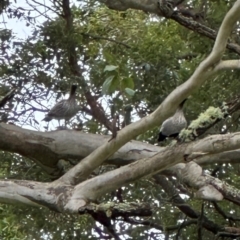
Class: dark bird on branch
42,85,79,126
158,99,187,142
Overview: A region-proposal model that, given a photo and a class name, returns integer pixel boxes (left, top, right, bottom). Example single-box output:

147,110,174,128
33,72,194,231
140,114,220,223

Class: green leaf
121,77,134,90
102,75,114,94
108,77,118,94
125,88,135,97
104,65,118,72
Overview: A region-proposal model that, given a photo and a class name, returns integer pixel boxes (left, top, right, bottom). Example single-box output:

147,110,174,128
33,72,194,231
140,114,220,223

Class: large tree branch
176,162,240,205
2,132,240,212
1,94,239,171
0,123,161,175
63,132,240,211
97,0,158,12
59,2,240,185
2,121,240,177
0,180,72,211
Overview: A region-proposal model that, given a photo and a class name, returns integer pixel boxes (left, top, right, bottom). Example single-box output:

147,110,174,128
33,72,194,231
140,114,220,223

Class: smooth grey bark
0,123,161,174
2,132,240,212
97,0,158,13
1,122,240,176
0,180,73,211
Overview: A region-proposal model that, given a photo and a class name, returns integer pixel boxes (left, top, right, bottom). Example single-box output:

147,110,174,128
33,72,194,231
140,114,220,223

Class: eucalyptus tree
0,0,240,239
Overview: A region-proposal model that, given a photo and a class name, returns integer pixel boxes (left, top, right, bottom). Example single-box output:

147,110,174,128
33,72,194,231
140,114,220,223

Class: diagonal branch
212,202,240,222
63,132,240,212
171,11,240,55
154,175,224,234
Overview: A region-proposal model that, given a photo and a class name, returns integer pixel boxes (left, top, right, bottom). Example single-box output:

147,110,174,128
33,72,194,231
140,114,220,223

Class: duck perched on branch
158,99,187,142
42,84,79,126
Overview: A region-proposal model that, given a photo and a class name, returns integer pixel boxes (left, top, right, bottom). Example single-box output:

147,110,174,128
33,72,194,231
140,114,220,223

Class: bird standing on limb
42,84,79,126
158,99,187,142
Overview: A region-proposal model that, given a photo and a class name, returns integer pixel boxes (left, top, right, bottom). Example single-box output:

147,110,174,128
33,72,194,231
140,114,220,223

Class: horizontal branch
0,123,161,174
1,121,240,177
0,180,68,211
1,132,240,212
196,150,240,166
215,60,240,71
78,202,152,218
97,0,158,12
